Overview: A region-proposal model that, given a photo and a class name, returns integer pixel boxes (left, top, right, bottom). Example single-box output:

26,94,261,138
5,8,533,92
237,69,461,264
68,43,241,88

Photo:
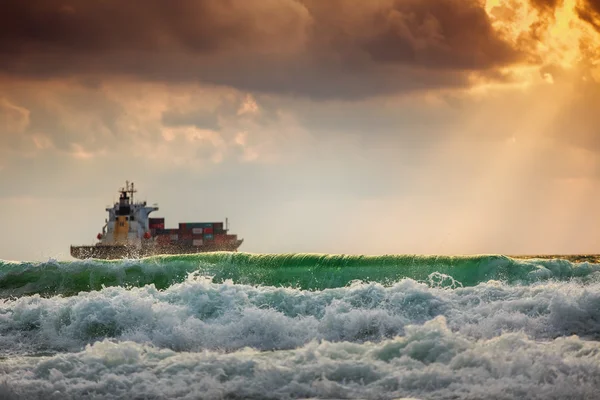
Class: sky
1,0,600,261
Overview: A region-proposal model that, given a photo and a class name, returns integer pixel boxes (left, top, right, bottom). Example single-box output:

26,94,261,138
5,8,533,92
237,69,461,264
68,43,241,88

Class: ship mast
121,181,137,204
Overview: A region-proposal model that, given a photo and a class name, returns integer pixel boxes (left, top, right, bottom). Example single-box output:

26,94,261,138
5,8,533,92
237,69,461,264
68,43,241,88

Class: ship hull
70,240,244,260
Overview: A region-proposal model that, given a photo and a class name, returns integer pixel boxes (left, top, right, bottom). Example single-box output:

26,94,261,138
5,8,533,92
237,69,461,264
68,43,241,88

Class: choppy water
1,253,599,399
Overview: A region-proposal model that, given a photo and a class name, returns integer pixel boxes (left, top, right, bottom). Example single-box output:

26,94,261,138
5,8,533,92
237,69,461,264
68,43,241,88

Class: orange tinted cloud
577,0,600,31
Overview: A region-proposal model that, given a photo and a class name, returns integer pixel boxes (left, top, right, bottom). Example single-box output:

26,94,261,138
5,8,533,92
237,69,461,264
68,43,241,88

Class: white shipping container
170,234,179,241
192,228,203,234
193,239,203,246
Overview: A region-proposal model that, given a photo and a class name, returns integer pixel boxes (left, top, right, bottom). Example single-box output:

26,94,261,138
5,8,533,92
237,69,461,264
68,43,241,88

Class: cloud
0,80,124,158
577,0,600,32
355,0,522,69
0,80,314,184
0,0,310,54
0,97,30,134
529,0,564,11
161,109,220,131
0,0,540,99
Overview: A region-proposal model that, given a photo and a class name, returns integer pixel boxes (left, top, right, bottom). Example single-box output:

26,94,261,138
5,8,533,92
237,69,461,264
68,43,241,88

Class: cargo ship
70,181,243,259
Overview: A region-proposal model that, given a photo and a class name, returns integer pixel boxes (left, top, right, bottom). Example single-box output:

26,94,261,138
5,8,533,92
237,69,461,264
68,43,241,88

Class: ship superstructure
100,181,158,247
71,181,243,259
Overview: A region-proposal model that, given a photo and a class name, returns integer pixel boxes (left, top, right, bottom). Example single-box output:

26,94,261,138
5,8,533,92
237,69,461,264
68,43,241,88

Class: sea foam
1,276,600,356
1,317,599,400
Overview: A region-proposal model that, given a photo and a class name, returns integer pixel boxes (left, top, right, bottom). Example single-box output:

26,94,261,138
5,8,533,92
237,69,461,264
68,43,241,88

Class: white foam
0,276,600,358
1,317,599,400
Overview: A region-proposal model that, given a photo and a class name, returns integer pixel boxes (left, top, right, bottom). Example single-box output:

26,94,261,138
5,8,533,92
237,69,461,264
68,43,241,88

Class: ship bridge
101,181,158,246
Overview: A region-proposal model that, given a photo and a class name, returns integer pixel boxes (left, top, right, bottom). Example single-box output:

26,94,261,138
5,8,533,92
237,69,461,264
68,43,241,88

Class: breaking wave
1,253,599,297
2,253,600,399
1,315,600,399
1,276,600,356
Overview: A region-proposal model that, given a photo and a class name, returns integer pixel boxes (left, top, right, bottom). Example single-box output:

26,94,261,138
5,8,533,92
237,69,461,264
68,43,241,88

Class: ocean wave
1,317,599,400
1,253,599,297
1,276,600,356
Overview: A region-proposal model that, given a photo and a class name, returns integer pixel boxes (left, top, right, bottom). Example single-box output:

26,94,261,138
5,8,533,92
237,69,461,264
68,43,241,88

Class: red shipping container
204,227,213,234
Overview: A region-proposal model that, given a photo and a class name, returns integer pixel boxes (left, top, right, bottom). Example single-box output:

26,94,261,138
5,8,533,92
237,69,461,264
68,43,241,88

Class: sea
0,253,599,399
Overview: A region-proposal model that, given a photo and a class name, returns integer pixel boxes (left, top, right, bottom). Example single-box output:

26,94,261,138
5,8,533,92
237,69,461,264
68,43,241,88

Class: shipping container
204,227,213,234
213,222,224,230
149,218,165,229
180,222,206,229
156,228,178,235
192,234,203,239
193,239,203,246
169,234,179,241
192,228,203,234
204,234,214,240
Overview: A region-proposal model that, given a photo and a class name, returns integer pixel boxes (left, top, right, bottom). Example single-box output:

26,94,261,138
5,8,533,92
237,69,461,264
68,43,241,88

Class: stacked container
151,220,234,249
179,222,218,246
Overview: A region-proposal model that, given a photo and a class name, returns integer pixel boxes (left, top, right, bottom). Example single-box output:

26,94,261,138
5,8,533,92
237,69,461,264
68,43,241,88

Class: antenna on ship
130,181,136,204
121,180,137,203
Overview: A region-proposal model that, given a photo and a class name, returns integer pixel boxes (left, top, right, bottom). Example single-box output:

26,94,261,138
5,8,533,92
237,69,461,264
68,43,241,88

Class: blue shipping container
204,234,214,240
182,222,213,229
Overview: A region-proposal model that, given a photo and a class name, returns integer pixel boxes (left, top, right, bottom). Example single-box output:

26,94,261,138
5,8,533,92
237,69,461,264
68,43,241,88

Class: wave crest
0,253,599,297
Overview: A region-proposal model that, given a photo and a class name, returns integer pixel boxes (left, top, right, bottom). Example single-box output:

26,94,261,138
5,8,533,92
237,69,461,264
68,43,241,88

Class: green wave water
0,252,599,297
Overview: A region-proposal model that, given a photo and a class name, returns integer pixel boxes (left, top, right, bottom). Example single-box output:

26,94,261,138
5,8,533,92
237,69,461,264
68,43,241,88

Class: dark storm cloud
357,0,520,69
0,0,307,53
0,0,540,98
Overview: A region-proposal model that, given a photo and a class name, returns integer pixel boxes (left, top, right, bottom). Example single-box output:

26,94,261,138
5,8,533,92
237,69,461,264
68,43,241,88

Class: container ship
70,181,243,260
